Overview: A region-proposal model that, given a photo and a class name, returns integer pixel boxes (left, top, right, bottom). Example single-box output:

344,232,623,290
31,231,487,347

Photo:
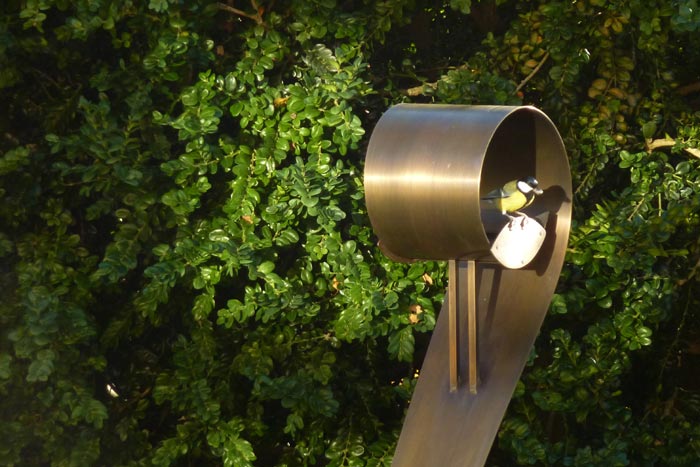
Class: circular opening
479,107,568,267
480,108,539,236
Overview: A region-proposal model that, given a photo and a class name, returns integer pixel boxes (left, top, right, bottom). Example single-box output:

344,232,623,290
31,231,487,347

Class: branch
218,1,264,25
405,81,437,97
404,52,549,97
403,64,469,96
515,52,550,94
646,137,700,159
677,81,700,96
647,138,675,152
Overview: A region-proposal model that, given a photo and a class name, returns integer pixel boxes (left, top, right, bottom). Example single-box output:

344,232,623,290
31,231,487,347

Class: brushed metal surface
363,104,571,466
365,104,545,262
365,104,493,260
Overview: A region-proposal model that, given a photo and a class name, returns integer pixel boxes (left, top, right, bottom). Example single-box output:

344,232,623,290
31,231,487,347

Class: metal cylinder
364,104,566,261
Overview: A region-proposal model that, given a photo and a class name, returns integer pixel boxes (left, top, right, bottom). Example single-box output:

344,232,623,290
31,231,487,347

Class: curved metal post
364,104,572,466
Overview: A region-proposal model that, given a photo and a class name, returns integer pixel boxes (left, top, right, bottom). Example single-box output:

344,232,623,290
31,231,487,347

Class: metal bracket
448,259,478,394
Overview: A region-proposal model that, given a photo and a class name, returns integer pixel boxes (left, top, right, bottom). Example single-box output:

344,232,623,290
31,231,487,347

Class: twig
574,166,595,196
626,195,646,221
646,287,692,425
515,52,550,94
678,257,700,286
218,1,264,25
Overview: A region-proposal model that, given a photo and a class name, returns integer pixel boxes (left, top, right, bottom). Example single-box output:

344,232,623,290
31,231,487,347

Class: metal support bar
467,260,478,394
448,259,458,392
449,259,478,394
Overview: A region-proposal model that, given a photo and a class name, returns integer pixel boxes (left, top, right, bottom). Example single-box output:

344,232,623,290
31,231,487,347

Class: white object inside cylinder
490,215,546,269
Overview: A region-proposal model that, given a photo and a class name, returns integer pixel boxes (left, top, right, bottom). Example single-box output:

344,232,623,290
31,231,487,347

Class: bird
481,176,544,226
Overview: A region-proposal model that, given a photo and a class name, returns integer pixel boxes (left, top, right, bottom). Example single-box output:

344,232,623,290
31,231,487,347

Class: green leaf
388,327,414,362
210,420,257,467
148,0,173,12
224,73,237,92
0,146,31,176
449,0,472,14
84,399,108,428
223,437,256,467
209,229,230,242
275,229,299,246
193,292,215,320
284,413,304,435
257,261,275,274
0,354,12,379
642,122,657,139
384,291,399,309
26,349,55,382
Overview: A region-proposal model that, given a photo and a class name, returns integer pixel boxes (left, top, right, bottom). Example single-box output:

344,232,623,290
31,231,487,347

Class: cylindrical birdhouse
364,104,573,467
364,104,567,267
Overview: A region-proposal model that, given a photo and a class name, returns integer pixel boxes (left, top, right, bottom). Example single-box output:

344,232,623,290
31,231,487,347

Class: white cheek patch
517,180,533,193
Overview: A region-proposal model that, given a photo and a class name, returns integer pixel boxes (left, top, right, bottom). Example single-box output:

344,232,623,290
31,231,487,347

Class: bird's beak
534,188,544,195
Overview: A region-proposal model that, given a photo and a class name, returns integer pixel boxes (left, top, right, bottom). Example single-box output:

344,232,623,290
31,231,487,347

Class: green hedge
2,0,700,465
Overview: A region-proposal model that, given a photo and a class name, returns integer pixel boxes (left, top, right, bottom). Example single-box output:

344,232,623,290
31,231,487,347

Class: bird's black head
523,176,539,188
517,176,544,195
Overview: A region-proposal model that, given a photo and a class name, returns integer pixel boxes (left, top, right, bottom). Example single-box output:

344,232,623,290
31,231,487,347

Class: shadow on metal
364,104,572,466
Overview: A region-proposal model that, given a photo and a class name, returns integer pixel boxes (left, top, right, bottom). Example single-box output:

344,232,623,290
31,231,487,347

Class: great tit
481,176,544,223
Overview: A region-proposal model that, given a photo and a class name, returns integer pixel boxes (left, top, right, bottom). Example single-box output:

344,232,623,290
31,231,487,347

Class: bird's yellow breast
494,190,531,213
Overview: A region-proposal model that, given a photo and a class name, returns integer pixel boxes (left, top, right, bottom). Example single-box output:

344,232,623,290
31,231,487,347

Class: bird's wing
481,186,507,200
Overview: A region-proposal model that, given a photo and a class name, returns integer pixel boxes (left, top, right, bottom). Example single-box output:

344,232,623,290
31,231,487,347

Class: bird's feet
506,213,529,230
